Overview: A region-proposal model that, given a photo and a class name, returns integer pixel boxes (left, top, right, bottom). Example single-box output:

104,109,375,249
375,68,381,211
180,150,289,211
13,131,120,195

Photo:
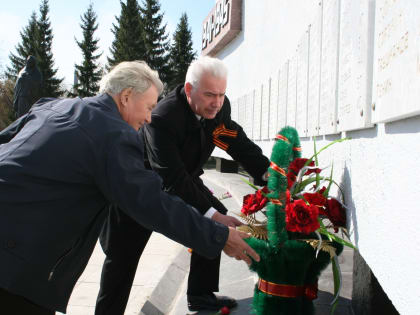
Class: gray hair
99,60,163,95
185,56,228,88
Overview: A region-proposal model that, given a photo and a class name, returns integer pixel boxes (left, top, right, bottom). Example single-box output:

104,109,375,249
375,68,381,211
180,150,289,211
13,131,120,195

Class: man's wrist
204,207,217,219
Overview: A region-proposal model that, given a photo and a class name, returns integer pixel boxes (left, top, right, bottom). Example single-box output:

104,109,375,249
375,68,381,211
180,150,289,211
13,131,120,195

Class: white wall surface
211,1,420,314
217,0,319,99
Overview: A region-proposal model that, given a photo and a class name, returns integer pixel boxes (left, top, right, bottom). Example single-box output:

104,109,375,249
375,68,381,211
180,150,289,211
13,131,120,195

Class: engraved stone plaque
287,55,297,128
269,75,279,138
296,30,310,136
307,3,322,136
319,0,340,135
278,62,289,130
372,0,420,123
338,0,375,132
261,81,270,139
253,87,261,140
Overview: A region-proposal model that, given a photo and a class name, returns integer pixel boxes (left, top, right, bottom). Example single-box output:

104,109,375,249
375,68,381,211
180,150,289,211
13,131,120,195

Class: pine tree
37,0,63,97
139,0,172,87
168,13,196,91
6,12,40,80
73,3,102,97
107,0,146,67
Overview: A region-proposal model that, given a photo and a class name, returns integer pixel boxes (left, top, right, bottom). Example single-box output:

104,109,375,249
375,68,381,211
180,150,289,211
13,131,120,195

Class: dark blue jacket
0,94,228,313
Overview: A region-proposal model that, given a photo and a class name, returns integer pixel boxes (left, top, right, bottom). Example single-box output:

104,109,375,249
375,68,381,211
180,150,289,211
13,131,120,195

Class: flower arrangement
237,126,356,315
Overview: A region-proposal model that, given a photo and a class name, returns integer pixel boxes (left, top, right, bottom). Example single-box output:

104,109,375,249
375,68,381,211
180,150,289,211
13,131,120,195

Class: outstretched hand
212,212,243,228
223,227,260,265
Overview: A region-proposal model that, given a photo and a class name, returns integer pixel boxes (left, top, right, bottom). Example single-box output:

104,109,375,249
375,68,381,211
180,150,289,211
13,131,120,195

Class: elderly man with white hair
97,57,270,313
0,60,259,315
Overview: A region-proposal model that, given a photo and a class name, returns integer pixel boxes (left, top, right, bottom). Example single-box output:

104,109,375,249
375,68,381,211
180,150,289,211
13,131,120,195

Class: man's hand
211,212,242,227
223,227,260,265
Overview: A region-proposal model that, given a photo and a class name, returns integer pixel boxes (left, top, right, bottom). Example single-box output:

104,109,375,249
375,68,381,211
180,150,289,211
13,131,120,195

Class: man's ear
120,88,132,107
184,82,193,99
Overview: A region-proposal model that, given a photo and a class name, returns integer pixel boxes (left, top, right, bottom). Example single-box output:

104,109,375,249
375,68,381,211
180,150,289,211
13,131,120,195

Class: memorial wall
224,0,419,140
204,1,420,314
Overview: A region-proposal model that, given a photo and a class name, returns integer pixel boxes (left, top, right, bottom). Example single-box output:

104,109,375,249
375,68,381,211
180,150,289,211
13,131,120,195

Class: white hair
99,60,163,95
185,56,228,88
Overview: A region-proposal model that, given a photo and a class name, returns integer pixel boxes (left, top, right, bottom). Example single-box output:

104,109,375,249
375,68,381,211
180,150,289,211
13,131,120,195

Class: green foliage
167,13,196,91
0,78,15,130
37,0,63,97
139,0,171,88
6,12,40,80
7,0,63,97
72,3,102,97
107,0,146,67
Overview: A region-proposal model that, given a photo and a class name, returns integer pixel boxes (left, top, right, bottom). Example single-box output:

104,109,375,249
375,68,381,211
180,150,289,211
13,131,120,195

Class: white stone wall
210,1,420,314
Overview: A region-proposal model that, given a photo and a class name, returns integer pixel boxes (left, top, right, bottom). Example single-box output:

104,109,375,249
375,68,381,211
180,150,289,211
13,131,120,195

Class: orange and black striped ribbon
212,124,238,151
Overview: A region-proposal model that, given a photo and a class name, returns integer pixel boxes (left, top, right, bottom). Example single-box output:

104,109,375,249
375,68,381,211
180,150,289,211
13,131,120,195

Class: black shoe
187,293,237,311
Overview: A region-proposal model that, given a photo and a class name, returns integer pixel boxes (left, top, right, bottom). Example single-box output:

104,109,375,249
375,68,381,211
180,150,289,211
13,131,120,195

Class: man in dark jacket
96,57,270,313
0,60,259,315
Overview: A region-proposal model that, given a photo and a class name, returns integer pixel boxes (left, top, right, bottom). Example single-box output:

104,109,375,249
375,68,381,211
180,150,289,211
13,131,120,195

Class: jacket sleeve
219,100,270,182
0,114,29,144
102,130,228,259
142,116,219,215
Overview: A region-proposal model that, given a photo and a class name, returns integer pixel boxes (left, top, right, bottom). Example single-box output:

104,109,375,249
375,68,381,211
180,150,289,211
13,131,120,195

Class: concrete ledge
139,247,190,315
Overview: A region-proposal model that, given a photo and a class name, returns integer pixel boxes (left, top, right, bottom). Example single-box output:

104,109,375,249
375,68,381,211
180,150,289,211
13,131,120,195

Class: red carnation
287,171,296,189
241,186,269,215
303,192,326,208
286,199,320,234
325,198,346,231
220,306,230,314
289,158,321,176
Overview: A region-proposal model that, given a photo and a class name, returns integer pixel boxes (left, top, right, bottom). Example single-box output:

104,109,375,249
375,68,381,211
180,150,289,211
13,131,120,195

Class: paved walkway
57,232,182,315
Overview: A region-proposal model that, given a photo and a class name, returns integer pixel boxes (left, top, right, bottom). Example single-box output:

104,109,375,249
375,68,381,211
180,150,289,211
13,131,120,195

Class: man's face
185,73,227,119
119,85,158,131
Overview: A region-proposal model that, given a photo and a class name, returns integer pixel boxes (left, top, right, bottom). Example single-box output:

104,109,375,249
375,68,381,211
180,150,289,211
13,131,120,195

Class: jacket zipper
48,246,74,281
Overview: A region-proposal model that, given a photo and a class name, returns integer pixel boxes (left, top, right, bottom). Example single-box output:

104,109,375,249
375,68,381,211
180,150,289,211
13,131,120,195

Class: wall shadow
384,114,420,134
342,165,359,247
345,124,378,140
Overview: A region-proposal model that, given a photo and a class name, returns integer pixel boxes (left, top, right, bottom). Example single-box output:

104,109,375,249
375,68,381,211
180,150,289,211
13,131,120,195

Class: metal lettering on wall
319,0,340,135
202,0,242,56
296,30,310,137
269,75,279,138
307,3,323,136
287,55,297,128
338,0,374,132
261,80,270,139
372,0,420,123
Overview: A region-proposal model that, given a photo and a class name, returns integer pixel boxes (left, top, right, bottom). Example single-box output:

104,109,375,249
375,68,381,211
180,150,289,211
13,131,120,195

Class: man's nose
145,112,152,124
215,95,224,107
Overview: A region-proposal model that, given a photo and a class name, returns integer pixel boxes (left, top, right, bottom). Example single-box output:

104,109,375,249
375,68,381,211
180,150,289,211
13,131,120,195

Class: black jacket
142,85,270,215
0,94,228,312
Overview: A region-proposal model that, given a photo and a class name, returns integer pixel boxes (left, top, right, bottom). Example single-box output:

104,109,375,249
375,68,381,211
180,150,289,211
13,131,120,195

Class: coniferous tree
107,0,146,67
6,12,40,80
168,13,196,91
73,3,102,97
139,0,172,87
37,0,63,97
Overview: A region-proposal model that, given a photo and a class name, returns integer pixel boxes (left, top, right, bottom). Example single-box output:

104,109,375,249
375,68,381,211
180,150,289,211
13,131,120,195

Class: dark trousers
0,287,55,315
95,206,221,315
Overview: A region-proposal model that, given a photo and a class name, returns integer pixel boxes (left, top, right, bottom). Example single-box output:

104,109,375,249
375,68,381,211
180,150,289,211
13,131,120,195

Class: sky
0,0,215,88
